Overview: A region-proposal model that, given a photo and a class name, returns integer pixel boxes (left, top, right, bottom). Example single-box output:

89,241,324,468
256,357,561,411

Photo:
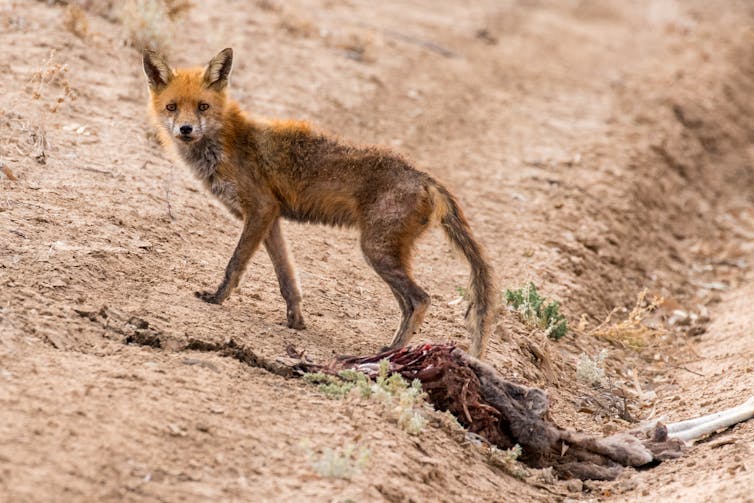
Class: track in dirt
2,1,754,501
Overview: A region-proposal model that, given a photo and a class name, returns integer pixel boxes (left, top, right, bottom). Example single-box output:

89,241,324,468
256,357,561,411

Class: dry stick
73,165,113,177
164,162,176,221
381,28,460,58
1,162,18,181
355,22,460,58
165,186,175,221
663,360,705,377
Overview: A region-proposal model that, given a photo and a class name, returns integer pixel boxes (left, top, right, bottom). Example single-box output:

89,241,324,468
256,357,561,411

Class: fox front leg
264,218,306,329
196,210,277,304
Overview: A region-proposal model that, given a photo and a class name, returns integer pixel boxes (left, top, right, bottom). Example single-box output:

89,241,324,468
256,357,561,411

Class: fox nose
179,125,193,135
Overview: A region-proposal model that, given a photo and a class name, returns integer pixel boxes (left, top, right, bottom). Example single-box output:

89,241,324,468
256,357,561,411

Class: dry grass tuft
116,0,193,52
28,51,78,113
118,0,171,51
63,4,89,38
329,31,379,63
163,0,193,20
16,51,80,164
256,0,280,12
588,289,667,349
44,1,116,20
42,0,193,51
47,1,193,52
277,9,316,38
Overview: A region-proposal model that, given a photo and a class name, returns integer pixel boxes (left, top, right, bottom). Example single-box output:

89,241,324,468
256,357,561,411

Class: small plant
303,359,428,435
505,283,568,340
576,349,608,387
302,369,370,399
487,444,527,479
163,0,194,19
308,444,370,480
368,360,427,434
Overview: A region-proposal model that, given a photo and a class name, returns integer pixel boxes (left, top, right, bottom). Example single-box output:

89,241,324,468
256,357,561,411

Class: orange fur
143,48,496,357
269,119,312,134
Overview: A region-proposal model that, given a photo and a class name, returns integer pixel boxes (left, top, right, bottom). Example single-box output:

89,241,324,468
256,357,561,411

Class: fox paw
286,309,306,330
195,290,222,304
287,317,307,330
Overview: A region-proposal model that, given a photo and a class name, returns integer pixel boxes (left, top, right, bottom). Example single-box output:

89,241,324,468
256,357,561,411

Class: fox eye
198,103,210,111
166,103,177,112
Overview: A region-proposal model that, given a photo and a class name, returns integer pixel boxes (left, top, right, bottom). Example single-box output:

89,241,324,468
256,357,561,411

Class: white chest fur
180,138,243,219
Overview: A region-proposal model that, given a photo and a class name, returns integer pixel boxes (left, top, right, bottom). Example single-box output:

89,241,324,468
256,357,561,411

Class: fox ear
143,50,173,91
203,48,233,90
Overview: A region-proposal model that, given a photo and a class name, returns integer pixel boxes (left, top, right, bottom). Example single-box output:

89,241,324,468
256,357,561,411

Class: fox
142,48,496,357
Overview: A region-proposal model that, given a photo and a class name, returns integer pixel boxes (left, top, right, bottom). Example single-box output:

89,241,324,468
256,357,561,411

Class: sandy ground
1,0,754,501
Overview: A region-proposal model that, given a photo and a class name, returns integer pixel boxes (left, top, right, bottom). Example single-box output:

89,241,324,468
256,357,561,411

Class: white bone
666,396,754,443
666,396,754,433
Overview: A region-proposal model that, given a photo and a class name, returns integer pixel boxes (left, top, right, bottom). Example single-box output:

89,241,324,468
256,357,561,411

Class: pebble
566,479,583,492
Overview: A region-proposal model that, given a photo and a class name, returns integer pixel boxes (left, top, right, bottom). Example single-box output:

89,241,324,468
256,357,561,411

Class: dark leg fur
361,228,430,350
196,211,276,304
264,218,306,329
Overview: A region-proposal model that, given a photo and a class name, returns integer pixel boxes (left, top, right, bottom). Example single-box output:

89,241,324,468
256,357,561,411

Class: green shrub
505,282,568,340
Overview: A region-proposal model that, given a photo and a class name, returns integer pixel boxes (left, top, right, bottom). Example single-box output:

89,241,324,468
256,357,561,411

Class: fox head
143,48,233,145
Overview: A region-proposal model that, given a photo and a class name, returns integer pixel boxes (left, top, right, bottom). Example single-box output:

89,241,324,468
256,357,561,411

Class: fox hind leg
360,230,430,351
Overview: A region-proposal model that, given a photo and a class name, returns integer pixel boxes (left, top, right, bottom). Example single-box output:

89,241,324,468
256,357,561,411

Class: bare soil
2,1,754,501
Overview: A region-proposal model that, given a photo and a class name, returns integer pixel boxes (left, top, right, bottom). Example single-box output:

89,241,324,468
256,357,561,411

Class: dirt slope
1,0,754,501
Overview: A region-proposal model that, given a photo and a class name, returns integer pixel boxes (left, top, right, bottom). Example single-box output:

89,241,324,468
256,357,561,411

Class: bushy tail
430,183,496,358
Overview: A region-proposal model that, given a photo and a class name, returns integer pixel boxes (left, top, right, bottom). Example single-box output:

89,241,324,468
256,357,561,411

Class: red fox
143,48,496,357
